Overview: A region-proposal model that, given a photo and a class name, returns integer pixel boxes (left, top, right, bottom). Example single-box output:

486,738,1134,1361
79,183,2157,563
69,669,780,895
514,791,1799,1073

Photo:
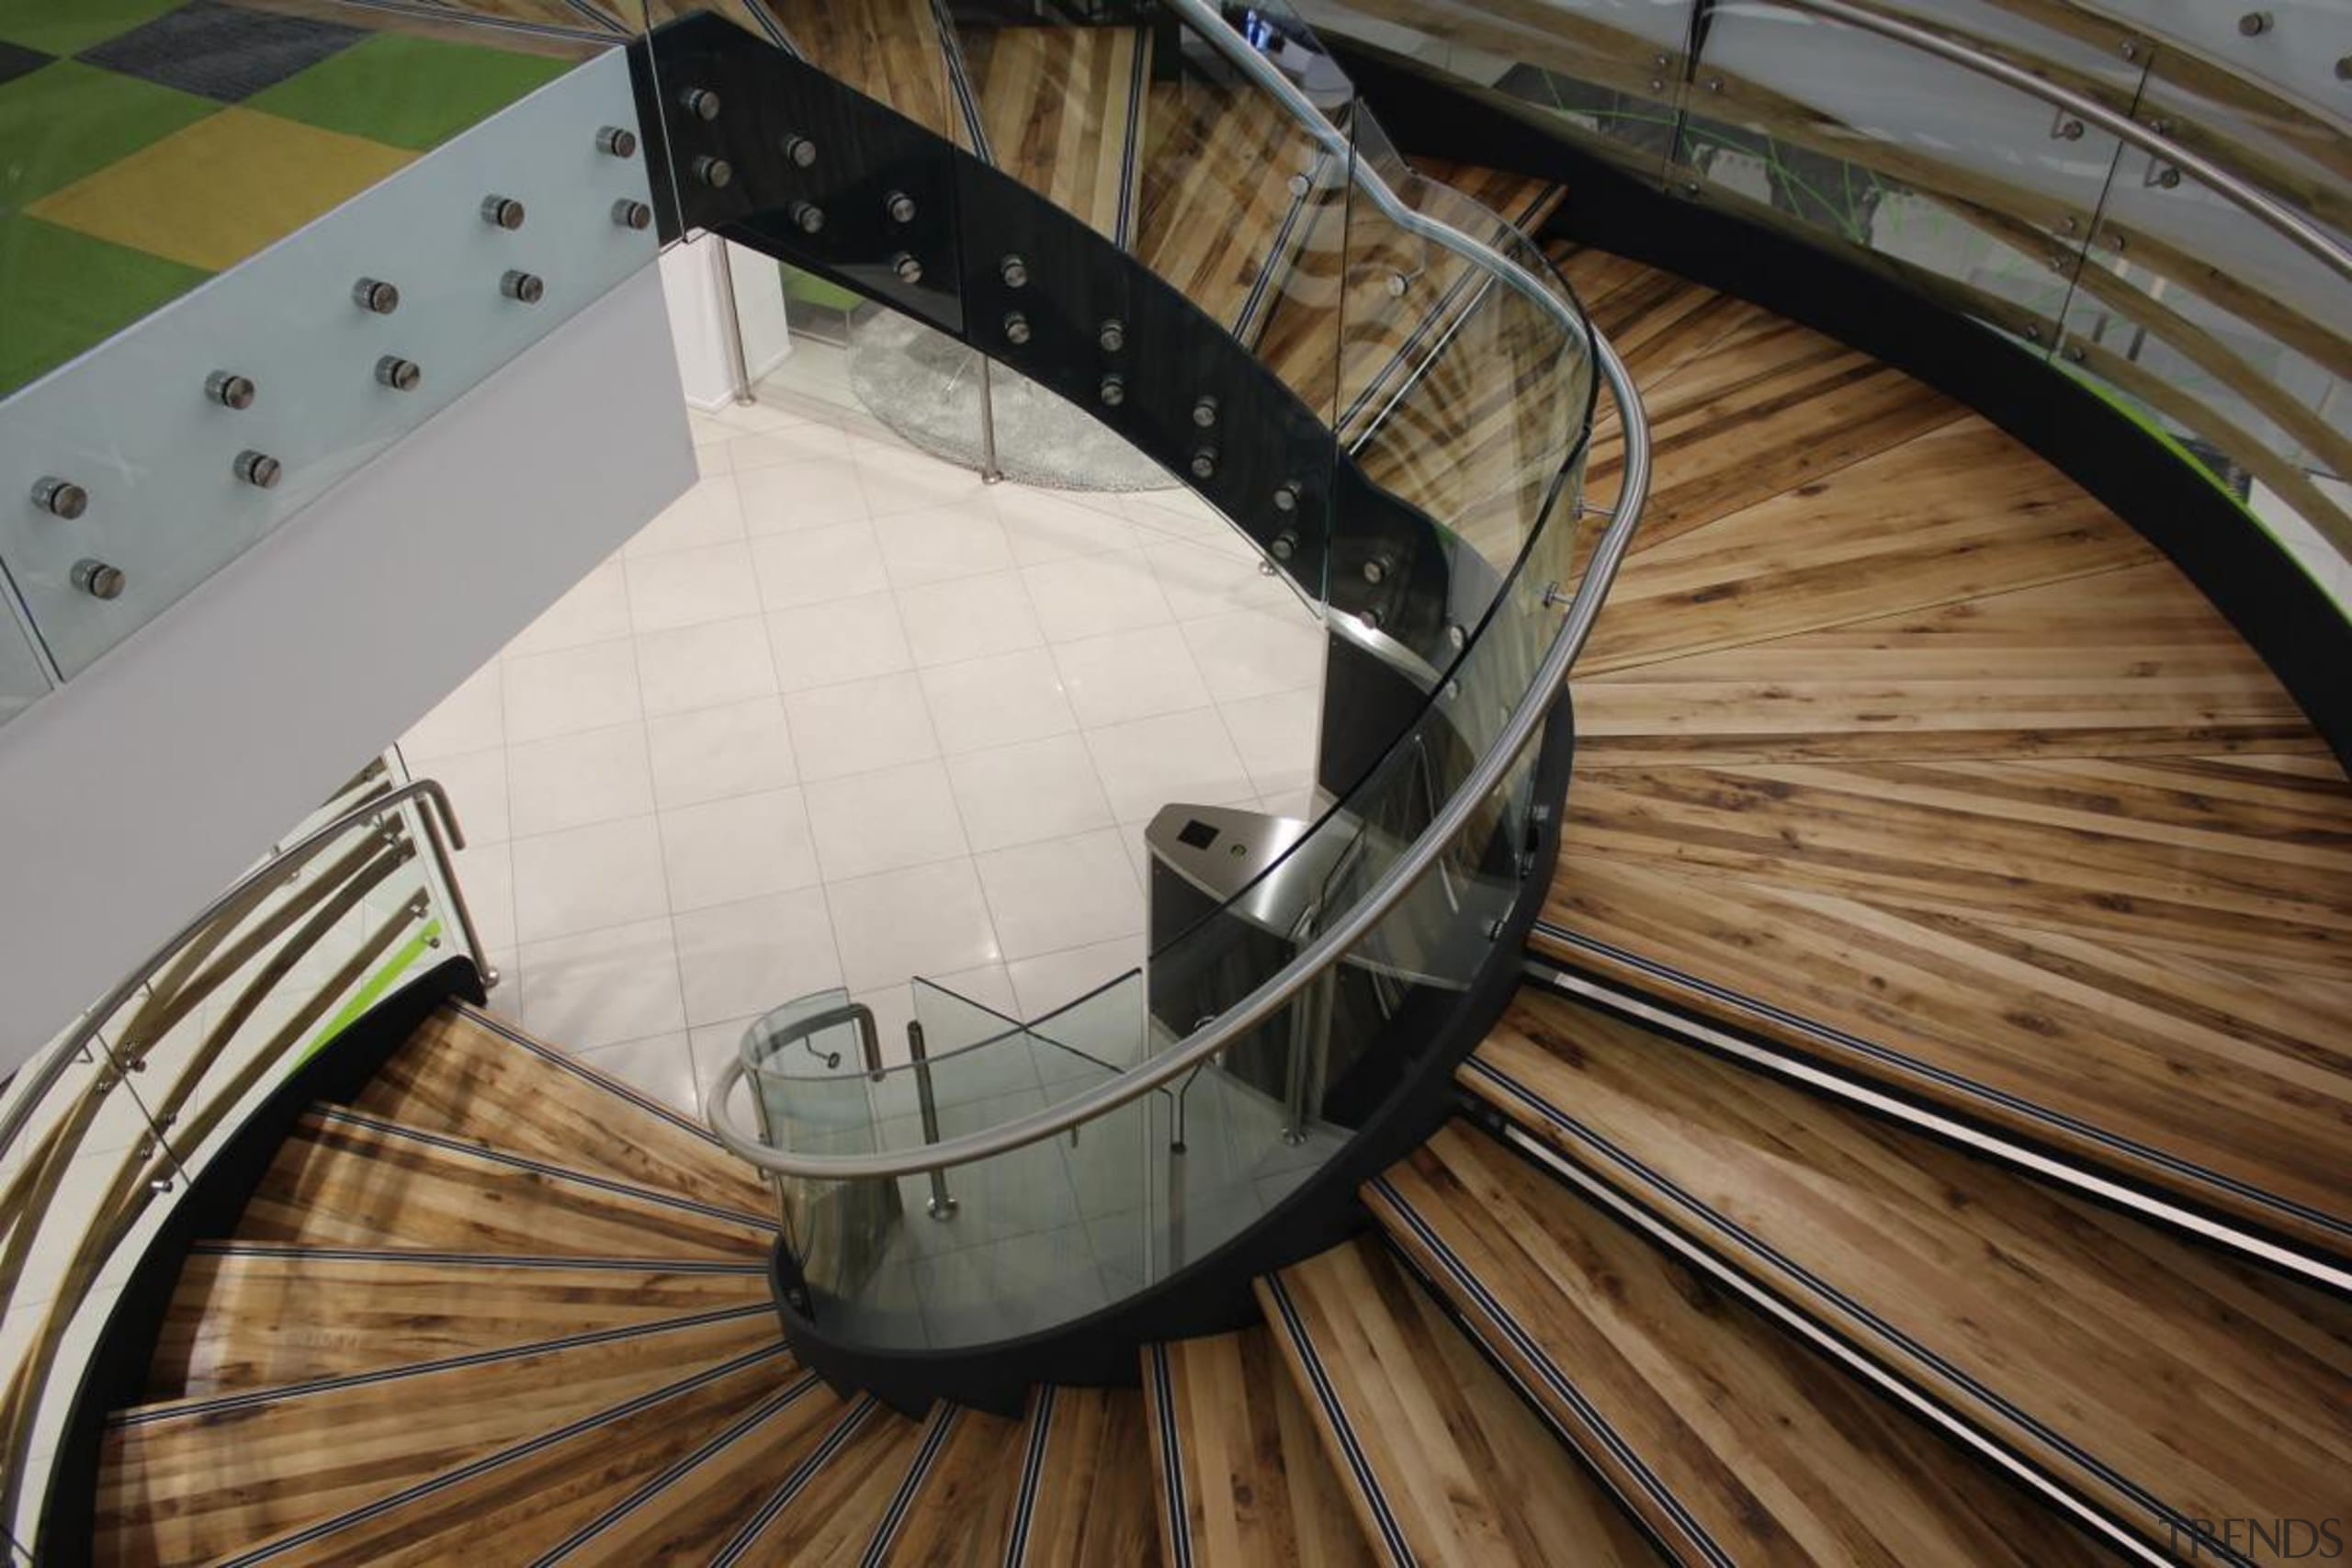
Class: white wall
660,234,791,410
0,266,695,1069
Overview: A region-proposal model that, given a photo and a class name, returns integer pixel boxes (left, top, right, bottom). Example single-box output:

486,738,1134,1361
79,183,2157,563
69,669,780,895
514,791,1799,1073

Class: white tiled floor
401,387,1325,1119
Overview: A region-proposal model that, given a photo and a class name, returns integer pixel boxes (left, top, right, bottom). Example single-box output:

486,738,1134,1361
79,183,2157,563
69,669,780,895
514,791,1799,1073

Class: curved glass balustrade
658,0,1638,1354
1293,0,2352,607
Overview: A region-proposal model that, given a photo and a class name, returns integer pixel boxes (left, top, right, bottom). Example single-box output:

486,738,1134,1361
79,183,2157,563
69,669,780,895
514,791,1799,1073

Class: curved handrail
0,779,482,1168
705,325,1649,1179
1774,0,2349,284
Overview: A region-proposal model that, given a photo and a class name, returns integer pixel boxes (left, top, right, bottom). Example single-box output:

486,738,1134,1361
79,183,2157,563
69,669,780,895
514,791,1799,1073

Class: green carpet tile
0,0,596,400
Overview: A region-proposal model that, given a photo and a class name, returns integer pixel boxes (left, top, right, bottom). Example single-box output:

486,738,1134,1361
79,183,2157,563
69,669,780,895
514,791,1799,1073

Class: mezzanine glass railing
1292,0,2352,605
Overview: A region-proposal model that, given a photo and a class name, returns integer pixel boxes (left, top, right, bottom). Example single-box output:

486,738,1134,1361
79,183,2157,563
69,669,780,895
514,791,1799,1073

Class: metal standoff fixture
691,155,732,189
205,370,256,410
678,86,721,120
884,190,917,223
1190,446,1218,480
1270,530,1297,561
1098,372,1125,407
791,201,825,234
1001,310,1032,344
891,253,923,285
1272,479,1302,513
501,270,547,304
375,355,423,392
781,132,818,167
595,124,637,158
1192,394,1219,428
1098,318,1126,352
481,195,526,230
72,559,125,600
352,277,400,315
30,477,88,519
232,450,282,490
999,254,1029,288
612,199,653,231
1362,552,1394,585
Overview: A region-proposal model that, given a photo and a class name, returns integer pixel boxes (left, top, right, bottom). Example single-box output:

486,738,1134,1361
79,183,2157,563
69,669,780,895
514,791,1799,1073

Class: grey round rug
845,309,1177,493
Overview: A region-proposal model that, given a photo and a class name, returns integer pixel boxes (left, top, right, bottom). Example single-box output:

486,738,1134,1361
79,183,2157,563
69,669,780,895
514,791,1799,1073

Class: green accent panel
0,0,182,55
0,214,209,393
247,33,573,152
781,264,861,311
0,59,216,209
297,919,441,1066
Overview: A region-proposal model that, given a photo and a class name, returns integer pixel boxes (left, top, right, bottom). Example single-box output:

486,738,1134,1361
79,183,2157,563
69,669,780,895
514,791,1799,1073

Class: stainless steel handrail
0,779,486,1165
704,327,1650,1179
1773,0,2350,283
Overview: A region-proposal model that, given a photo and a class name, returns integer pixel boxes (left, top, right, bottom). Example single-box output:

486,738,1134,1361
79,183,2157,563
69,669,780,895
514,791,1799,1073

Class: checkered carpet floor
0,0,604,397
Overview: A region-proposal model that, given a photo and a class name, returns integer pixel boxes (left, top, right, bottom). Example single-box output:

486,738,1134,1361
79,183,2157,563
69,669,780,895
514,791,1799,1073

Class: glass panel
1340,164,1594,675
2053,145,2352,565
1297,0,1698,184
0,44,654,679
2086,0,2352,124
0,607,51,732
1681,0,2135,350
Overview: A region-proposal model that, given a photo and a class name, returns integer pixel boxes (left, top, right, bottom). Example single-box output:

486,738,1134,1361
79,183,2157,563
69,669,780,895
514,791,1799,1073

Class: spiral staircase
2,1,2346,1564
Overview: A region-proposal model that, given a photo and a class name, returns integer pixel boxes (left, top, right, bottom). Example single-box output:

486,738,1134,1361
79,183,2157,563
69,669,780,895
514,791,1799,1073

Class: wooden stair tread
350,1005,774,1215
873,1403,1026,1566
96,1313,783,1563
236,1109,774,1259
1468,991,2352,1560
725,1397,931,1562
1143,1328,1376,1567
1371,1126,2131,1566
229,1348,811,1566
961,25,1148,243
1532,243,2352,1255
145,1249,767,1401
1261,1238,1656,1566
1009,1385,1162,1568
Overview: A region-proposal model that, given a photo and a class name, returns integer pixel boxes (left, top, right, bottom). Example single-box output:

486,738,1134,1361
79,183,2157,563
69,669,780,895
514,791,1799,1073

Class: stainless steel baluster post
905,1021,958,1218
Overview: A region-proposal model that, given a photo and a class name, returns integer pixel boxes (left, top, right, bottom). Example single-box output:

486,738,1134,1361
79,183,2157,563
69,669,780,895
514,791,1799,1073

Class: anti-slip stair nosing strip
1231,158,1325,343
1530,930,2352,1247
534,1373,826,1564
1145,1344,1195,1568
218,1342,794,1567
1261,1275,1418,1568
1486,1126,2185,1568
310,1106,781,1232
111,1302,775,1427
1371,1234,1682,1566
710,1396,885,1568
452,1004,729,1151
188,1242,768,1273
859,1404,962,1568
1468,1053,2214,1537
1365,1174,1734,1568
1524,959,2352,1287
1115,36,1150,251
1003,1384,1057,1568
